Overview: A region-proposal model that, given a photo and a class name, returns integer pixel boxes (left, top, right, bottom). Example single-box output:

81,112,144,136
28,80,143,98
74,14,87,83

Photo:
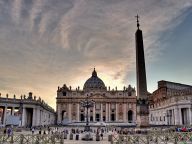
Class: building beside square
149,80,192,125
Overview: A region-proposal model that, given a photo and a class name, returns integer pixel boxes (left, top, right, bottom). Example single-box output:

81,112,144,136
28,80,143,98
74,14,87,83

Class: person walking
32,127,35,134
7,127,12,137
100,132,104,140
3,128,6,135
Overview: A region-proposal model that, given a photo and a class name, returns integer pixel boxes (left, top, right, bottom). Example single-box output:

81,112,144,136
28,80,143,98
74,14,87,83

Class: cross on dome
92,68,97,77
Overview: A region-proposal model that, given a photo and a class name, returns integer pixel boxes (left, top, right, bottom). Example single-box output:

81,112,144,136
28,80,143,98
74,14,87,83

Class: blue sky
0,0,192,108
146,8,192,91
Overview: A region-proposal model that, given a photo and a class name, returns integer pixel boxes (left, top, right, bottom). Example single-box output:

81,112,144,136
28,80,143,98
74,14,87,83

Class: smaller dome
83,68,106,92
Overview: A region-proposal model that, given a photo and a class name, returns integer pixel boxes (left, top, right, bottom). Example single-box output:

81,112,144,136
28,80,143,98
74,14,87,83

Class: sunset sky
0,0,192,109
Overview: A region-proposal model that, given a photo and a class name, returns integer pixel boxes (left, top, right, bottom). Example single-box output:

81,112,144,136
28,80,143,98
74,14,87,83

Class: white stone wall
149,95,192,126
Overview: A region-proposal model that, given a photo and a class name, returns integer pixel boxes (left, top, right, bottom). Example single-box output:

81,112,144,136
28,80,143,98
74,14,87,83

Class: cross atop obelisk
135,14,140,29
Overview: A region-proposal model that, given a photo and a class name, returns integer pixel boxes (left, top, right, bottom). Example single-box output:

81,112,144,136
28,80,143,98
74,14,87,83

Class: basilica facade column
108,104,111,122
116,103,118,121
101,103,103,122
93,103,96,122
77,103,80,122
88,106,91,122
123,104,126,122
106,103,108,122
68,104,72,122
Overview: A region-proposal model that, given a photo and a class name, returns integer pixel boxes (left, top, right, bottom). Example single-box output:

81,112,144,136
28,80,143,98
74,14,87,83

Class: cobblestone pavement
62,134,111,144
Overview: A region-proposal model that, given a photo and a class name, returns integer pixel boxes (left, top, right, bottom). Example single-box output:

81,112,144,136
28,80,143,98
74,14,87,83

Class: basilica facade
56,69,137,125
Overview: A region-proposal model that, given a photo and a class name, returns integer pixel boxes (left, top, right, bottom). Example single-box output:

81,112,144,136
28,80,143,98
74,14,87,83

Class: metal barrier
111,132,192,144
1,132,192,144
0,134,64,144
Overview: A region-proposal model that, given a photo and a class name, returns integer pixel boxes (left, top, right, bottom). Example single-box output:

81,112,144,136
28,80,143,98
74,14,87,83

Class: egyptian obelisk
135,15,149,127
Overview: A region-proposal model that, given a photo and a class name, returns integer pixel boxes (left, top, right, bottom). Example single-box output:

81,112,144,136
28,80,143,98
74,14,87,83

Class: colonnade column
189,107,192,125
170,109,173,125
57,105,61,124
165,109,168,125
39,110,41,125
22,107,25,126
179,108,182,125
32,108,36,126
41,110,44,125
11,107,15,115
116,103,118,121
172,109,175,125
106,103,108,122
3,106,7,125
36,108,40,126
77,103,80,122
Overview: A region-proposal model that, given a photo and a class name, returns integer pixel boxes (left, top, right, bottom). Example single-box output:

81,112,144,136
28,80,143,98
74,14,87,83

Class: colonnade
0,106,18,125
0,94,55,127
150,106,192,125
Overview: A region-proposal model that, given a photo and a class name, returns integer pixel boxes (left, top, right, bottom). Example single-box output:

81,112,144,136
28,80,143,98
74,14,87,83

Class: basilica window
90,116,93,122
128,92,132,96
103,116,106,121
63,92,67,96
96,114,100,121
111,114,115,121
102,104,106,110
128,110,133,123
128,103,132,109
96,103,100,110
111,104,115,110
151,114,153,121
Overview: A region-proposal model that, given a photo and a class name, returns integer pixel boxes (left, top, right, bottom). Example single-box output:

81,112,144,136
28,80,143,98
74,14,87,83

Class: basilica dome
83,68,106,91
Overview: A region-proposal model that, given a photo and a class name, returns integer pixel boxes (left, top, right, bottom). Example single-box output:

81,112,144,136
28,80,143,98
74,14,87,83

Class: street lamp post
80,95,94,132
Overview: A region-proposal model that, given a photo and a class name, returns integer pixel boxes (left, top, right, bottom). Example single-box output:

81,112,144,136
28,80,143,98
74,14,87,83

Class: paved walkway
62,133,111,144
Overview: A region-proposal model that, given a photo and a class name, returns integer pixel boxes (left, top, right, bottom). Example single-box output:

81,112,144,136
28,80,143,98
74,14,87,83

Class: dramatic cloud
0,0,192,109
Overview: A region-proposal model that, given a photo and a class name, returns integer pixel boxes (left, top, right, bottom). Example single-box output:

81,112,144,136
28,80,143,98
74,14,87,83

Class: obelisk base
137,114,149,128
